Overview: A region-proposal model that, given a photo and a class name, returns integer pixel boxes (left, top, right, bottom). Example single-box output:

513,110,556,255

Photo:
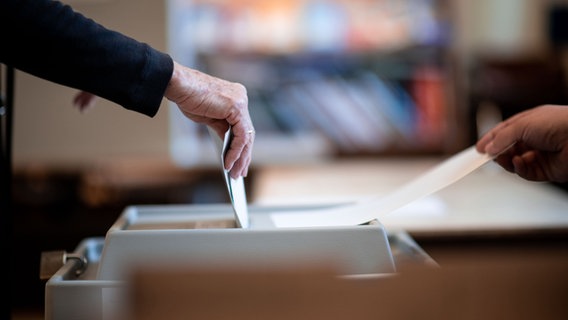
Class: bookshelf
167,0,464,168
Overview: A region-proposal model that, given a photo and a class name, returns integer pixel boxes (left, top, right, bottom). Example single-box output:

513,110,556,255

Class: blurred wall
458,0,547,58
12,0,170,168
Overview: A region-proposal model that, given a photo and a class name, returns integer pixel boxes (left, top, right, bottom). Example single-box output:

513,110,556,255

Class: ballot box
42,203,436,320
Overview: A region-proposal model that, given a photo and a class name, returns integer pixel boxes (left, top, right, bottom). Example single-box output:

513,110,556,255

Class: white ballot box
42,203,435,320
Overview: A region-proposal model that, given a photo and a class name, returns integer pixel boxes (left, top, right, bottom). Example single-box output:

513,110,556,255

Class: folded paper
208,127,250,228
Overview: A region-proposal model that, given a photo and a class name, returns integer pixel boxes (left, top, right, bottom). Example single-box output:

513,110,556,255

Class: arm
476,104,568,182
0,0,254,177
0,0,172,116
71,64,255,177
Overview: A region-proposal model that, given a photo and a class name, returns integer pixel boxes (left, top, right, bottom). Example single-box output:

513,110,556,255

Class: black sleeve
0,0,174,117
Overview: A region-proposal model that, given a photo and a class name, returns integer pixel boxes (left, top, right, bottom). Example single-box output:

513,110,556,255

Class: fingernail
486,142,501,157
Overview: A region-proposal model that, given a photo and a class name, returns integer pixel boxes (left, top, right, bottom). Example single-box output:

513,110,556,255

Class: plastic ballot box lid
96,203,397,280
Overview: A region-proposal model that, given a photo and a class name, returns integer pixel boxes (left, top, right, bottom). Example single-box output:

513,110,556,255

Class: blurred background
7,0,568,316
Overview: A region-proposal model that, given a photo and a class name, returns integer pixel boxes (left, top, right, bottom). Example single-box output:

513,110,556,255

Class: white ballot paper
208,127,250,228
270,146,493,228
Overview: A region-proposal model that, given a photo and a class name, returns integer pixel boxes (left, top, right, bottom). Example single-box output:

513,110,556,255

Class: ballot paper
208,127,250,228
270,146,493,228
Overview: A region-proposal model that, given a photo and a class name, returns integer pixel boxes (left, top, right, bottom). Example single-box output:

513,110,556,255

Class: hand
73,91,98,113
476,104,568,182
165,61,254,178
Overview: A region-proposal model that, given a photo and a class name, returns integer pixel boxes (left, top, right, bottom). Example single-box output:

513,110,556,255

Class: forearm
0,0,173,117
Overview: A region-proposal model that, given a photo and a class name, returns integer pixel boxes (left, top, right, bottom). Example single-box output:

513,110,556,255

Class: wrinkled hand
476,104,568,182
165,61,254,178
73,91,98,113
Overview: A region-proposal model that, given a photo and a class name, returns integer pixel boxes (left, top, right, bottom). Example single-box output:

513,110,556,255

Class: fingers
494,145,551,181
165,62,255,178
206,120,254,178
225,125,255,178
511,151,548,181
203,81,253,178
221,88,254,177
73,91,98,112
475,105,568,182
476,117,509,154
477,110,531,156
